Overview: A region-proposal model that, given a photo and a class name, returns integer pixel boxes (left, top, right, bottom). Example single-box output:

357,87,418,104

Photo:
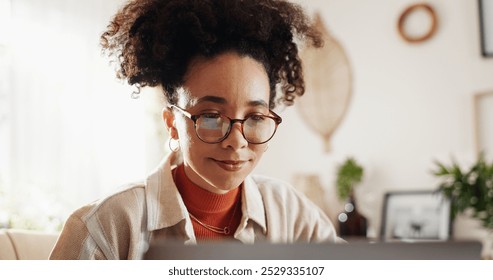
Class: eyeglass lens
195,114,276,144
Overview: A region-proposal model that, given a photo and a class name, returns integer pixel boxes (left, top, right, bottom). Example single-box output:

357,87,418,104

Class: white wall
254,0,493,238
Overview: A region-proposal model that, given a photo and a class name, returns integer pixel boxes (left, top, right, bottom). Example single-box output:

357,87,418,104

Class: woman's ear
162,108,178,139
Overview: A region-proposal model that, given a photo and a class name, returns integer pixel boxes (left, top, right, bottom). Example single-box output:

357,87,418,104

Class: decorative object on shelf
297,12,352,153
473,91,493,161
434,154,493,229
380,191,451,241
434,154,493,258
292,173,330,218
479,0,493,57
335,157,367,237
336,158,363,201
397,3,438,43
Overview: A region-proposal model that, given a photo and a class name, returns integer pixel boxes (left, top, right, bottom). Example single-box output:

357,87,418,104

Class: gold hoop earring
168,138,180,152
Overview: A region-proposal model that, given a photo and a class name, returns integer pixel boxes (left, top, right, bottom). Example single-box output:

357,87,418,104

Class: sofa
0,229,59,260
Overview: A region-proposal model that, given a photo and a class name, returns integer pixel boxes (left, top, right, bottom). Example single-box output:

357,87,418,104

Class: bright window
0,0,167,231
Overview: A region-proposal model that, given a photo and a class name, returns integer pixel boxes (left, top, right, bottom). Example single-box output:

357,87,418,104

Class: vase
292,173,331,217
482,229,493,260
338,193,367,237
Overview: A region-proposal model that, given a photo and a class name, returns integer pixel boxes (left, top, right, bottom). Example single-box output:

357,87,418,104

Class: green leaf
336,157,364,200
434,154,493,229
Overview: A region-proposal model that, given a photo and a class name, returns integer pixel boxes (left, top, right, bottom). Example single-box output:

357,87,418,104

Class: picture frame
473,91,493,161
380,191,451,241
479,0,493,57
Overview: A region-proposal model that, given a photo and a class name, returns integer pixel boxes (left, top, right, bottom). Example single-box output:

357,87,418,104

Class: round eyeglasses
169,105,282,144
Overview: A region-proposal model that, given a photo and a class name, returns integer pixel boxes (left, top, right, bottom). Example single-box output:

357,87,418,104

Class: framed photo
473,91,493,161
380,191,451,241
479,0,493,57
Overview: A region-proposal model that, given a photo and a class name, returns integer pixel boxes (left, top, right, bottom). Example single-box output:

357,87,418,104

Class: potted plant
335,157,366,237
336,157,364,201
434,154,493,228
433,154,493,258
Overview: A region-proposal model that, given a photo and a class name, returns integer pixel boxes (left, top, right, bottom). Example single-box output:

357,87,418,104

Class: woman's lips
212,159,247,171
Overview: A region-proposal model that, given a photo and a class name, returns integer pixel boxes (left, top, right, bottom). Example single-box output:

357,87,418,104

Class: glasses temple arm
169,105,193,119
269,110,283,124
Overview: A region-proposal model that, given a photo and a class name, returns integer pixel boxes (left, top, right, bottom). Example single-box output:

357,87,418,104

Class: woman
50,0,343,260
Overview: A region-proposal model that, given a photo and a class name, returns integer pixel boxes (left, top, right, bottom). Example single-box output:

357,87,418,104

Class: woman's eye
201,112,221,119
249,114,267,121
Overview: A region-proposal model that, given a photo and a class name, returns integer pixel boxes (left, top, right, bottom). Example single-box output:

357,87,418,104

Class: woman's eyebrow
191,95,268,108
185,95,225,107
247,100,269,108
194,95,227,105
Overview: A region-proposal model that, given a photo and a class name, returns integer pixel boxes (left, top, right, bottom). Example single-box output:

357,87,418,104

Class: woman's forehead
176,89,269,110
178,53,270,108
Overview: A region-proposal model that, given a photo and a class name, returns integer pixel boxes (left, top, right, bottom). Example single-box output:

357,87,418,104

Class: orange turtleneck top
172,164,242,240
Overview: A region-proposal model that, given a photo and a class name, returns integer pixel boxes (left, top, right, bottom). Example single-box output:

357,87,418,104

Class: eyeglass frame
168,104,282,144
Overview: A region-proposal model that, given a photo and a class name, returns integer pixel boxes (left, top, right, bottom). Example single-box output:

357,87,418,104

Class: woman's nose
221,122,248,150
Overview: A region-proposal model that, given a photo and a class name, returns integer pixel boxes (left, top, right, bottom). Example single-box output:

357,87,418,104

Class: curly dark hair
100,0,322,108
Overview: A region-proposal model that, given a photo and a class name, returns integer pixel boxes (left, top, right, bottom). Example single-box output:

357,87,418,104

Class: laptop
144,240,482,260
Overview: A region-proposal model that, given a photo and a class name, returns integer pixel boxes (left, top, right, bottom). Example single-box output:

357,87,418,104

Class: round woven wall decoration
298,13,352,153
397,3,438,43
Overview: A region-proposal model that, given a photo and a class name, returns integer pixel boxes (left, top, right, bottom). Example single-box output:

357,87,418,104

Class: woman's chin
203,179,243,194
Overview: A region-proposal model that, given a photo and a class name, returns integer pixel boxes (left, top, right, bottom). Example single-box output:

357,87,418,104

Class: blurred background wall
256,0,493,238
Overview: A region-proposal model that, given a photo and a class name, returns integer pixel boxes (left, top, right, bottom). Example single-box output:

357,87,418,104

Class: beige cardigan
50,153,342,260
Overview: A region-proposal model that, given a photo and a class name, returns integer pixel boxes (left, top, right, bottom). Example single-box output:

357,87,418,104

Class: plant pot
482,230,493,260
